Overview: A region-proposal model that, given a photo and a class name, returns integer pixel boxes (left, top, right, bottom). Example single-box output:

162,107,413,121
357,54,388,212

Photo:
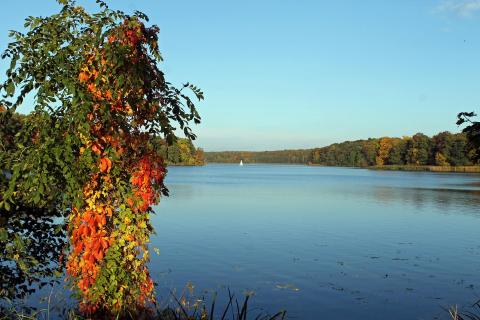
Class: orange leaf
78,71,89,83
91,143,102,155
99,157,112,173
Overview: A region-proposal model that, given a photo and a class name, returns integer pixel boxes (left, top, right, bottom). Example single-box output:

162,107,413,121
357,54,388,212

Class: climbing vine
0,0,202,315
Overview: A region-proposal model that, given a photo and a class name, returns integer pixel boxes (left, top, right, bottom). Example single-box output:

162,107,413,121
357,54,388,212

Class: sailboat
239,160,243,166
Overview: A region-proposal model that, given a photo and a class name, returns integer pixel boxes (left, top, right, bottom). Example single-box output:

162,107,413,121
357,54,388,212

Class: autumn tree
0,0,202,316
375,137,394,166
312,149,322,163
194,148,205,165
361,139,378,166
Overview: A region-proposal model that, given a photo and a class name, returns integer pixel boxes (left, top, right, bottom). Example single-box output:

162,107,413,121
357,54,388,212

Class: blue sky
1,1,480,151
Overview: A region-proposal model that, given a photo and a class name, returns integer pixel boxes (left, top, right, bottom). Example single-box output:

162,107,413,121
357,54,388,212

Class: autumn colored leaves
99,157,112,174
65,18,167,314
130,155,165,212
0,1,202,313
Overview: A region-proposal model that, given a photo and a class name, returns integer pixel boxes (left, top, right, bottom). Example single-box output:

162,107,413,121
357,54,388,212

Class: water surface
151,164,480,320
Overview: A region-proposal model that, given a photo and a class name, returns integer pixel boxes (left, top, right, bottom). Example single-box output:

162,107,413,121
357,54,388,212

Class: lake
150,164,480,320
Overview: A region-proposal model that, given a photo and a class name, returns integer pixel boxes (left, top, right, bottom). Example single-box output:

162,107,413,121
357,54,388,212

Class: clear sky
1,1,480,151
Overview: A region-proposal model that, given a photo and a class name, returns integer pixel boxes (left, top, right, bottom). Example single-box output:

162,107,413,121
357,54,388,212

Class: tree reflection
372,185,480,216
0,206,66,300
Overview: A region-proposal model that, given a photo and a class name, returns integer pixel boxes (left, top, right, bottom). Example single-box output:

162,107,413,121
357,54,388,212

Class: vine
0,1,202,316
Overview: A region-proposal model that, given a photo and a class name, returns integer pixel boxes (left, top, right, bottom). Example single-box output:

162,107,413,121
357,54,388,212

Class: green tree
387,138,407,165
0,0,202,315
449,134,470,165
457,112,480,163
406,133,431,165
432,131,452,165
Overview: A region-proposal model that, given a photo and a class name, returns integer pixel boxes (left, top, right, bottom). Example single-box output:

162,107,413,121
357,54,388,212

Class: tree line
205,132,475,167
155,137,205,166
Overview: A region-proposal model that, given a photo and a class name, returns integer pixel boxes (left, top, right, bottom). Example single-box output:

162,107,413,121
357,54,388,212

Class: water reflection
0,206,66,301
372,185,480,216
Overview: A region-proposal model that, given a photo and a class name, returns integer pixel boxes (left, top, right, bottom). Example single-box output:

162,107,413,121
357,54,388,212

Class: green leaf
6,81,14,96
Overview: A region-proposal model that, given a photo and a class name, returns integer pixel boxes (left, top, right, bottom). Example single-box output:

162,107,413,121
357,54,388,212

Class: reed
369,165,480,173
448,300,480,320
1,289,286,320
157,289,286,320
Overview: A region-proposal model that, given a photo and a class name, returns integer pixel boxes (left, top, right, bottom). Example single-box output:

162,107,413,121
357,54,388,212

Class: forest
205,132,475,167
156,138,204,166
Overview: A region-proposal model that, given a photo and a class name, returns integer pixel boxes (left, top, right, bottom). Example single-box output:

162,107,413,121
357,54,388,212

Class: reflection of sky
151,165,480,320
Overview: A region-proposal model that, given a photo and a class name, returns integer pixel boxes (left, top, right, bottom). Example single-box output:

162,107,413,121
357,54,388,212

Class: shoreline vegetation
158,138,205,166
205,131,480,173
0,287,287,320
206,162,480,173
368,165,480,173
307,163,480,173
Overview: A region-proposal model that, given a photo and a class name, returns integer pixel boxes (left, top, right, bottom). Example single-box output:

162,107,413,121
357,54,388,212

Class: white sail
239,160,243,166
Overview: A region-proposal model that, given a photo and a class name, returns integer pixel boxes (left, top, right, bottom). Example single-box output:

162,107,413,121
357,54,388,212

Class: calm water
149,164,480,320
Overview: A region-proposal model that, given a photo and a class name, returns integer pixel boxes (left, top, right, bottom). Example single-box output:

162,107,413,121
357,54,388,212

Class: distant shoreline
308,163,480,173
204,162,480,173
367,165,480,173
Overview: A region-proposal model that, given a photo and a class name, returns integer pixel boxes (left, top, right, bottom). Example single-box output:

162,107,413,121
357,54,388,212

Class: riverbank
167,162,205,166
207,162,480,173
368,165,480,173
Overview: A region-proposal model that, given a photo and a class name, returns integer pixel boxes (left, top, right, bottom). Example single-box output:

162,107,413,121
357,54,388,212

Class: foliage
457,112,480,162
375,137,394,166
405,133,431,165
368,165,480,172
0,206,66,300
0,0,202,316
205,149,312,165
1,288,286,320
156,138,205,166
0,107,68,302
205,131,474,167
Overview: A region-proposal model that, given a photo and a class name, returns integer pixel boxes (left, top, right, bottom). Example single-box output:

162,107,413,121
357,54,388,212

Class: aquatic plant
449,300,480,320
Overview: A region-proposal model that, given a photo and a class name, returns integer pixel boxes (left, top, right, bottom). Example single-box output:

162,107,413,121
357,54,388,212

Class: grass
0,289,286,320
159,289,286,320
